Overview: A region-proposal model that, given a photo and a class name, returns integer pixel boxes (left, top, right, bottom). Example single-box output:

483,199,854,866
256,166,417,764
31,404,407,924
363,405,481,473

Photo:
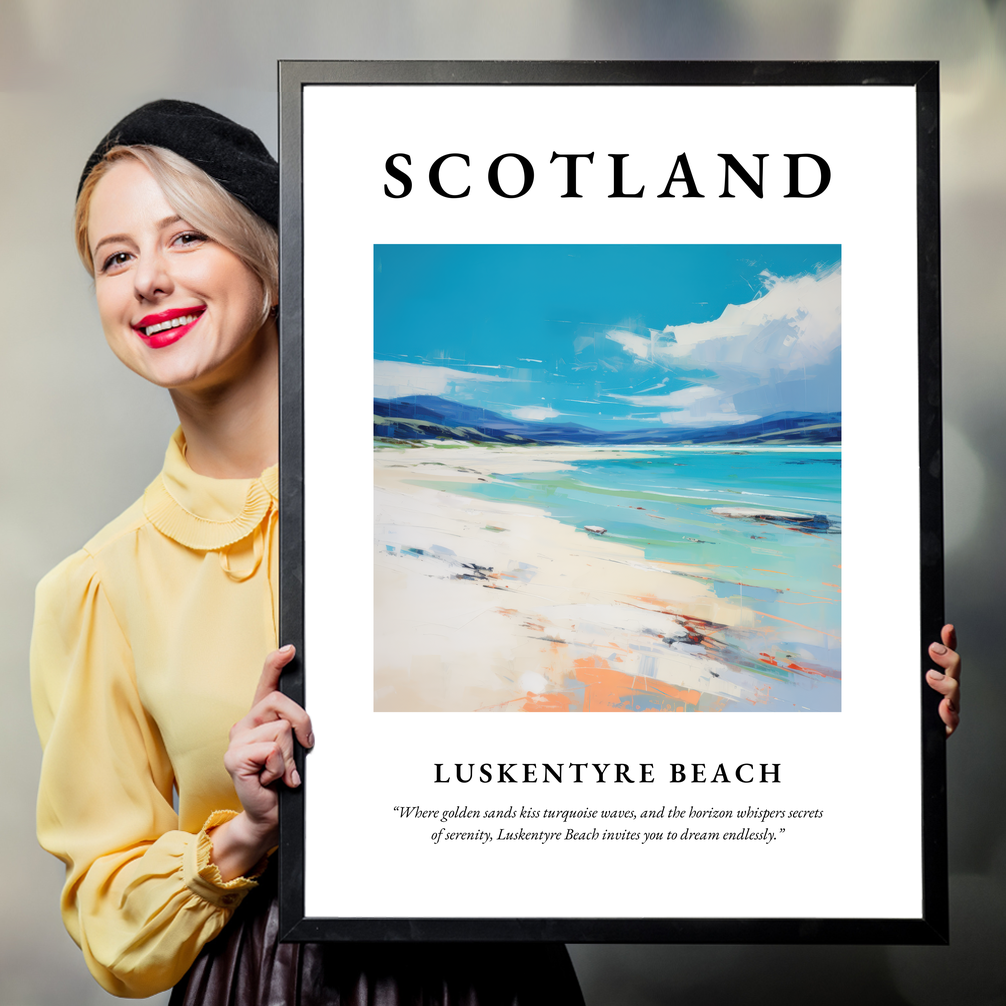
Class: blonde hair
75,145,278,322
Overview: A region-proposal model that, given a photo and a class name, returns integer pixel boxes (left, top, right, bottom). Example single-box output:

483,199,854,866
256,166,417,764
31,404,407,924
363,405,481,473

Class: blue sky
374,245,841,431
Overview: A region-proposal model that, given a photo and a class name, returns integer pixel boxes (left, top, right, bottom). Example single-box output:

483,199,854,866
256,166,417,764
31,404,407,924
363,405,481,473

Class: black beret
78,99,278,228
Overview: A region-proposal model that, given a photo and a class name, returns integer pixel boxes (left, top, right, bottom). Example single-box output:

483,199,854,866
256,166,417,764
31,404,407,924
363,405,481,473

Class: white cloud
609,384,760,427
607,383,720,409
659,267,841,377
374,360,508,400
510,405,560,421
602,266,842,419
604,329,653,359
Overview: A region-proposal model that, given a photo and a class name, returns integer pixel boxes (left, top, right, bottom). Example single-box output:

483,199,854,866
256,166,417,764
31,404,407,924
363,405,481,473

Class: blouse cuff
183,810,269,909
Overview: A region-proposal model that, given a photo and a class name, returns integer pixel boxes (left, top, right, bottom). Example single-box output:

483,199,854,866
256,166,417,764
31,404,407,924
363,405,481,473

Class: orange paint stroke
475,695,531,712
786,662,825,677
822,583,842,591
632,593,671,608
522,691,573,712
755,610,841,641
752,568,789,575
573,656,701,712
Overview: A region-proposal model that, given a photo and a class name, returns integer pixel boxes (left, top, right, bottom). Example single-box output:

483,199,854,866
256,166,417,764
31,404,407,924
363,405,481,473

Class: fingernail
931,643,947,655
927,669,944,679
292,768,301,787
280,644,295,654
306,732,315,748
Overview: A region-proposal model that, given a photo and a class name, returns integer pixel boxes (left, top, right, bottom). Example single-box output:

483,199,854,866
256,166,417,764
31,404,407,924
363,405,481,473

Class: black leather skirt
169,869,585,1006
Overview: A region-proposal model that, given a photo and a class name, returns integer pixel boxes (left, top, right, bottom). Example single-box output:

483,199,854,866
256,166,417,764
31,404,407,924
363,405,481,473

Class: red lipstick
132,306,205,349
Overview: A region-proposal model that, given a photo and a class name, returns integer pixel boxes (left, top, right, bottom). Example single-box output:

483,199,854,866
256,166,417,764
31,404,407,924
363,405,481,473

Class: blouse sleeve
31,549,262,998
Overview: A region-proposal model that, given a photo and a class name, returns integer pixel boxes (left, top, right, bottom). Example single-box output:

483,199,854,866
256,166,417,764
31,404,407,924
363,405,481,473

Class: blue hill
374,396,841,446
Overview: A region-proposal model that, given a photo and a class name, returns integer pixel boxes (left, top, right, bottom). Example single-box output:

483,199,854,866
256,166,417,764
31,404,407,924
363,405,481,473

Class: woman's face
87,158,270,392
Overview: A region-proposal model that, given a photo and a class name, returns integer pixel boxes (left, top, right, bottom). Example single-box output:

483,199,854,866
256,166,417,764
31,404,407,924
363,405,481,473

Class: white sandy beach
374,443,807,713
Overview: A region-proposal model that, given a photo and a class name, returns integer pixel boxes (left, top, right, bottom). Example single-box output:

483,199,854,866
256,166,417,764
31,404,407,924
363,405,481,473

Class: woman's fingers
241,644,314,749
224,645,311,809
259,742,289,787
218,647,309,846
252,644,297,707
224,738,287,788
232,689,314,750
941,623,958,653
926,667,959,704
924,679,960,736
927,624,960,737
928,635,961,685
254,691,314,749
230,719,302,788
939,697,960,736
929,638,960,678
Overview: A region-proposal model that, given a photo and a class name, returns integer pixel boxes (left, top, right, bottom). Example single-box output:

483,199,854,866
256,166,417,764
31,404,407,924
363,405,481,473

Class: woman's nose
133,249,173,302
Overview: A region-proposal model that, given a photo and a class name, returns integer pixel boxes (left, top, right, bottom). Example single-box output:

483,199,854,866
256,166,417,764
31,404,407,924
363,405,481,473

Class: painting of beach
374,245,841,713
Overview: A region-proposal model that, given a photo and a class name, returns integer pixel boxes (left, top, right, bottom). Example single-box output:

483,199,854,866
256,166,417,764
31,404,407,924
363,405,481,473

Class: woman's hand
926,624,961,738
209,645,314,881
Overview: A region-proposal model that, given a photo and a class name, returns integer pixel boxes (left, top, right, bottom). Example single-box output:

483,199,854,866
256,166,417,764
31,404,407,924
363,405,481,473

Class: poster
278,62,945,942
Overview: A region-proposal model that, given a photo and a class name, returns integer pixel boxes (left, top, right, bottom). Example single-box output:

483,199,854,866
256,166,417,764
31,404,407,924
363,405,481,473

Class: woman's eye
173,231,208,248
101,251,132,273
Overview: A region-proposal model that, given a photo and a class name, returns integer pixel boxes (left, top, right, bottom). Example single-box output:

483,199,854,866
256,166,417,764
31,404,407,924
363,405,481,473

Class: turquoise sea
440,448,842,691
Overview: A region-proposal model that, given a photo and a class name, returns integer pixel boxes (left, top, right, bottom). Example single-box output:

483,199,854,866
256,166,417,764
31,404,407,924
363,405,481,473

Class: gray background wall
1,2,1003,1003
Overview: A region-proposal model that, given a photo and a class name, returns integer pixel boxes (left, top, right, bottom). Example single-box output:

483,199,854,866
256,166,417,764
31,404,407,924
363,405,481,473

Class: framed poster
277,61,946,943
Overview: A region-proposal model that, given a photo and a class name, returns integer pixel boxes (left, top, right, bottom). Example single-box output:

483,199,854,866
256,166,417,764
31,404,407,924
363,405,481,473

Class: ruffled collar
143,428,278,551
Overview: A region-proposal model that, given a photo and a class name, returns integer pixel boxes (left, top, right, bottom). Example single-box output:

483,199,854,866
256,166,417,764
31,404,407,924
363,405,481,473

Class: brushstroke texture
373,246,841,712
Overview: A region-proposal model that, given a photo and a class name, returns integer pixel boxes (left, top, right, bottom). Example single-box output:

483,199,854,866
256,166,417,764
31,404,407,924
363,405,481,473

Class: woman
31,100,586,1003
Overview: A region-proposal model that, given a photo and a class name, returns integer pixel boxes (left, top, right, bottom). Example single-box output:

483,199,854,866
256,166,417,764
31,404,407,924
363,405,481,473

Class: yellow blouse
31,429,279,998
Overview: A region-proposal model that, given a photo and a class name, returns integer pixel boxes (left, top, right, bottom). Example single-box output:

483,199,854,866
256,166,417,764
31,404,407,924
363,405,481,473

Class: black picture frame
277,60,945,944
